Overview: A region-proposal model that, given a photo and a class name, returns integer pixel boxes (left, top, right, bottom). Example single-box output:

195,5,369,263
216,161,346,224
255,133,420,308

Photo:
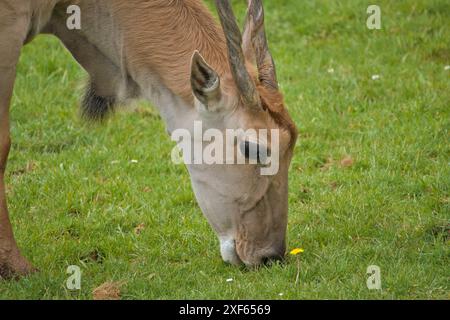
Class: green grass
0,0,449,299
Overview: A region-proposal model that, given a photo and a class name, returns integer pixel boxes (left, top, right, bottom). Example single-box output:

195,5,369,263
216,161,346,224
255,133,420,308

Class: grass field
0,0,449,299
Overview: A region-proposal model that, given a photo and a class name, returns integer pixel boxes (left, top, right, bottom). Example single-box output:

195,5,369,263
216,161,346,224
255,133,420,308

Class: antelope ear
190,51,221,108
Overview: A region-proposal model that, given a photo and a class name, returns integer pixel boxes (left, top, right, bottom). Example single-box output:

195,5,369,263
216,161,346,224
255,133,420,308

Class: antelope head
187,0,298,267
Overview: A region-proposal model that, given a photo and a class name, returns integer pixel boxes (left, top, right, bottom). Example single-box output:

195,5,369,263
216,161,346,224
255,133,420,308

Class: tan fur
112,0,230,104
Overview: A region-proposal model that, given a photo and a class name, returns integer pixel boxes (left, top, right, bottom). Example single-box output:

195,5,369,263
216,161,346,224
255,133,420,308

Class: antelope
0,0,298,278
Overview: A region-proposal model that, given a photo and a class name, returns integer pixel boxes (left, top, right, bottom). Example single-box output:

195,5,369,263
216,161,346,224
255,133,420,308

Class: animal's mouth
221,238,285,267
239,248,286,267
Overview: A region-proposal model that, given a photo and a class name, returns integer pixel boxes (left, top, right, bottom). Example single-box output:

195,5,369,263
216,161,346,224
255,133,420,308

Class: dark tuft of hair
81,84,116,122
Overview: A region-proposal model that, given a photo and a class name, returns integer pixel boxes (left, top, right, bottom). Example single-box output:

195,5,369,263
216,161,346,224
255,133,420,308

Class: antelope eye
239,140,271,165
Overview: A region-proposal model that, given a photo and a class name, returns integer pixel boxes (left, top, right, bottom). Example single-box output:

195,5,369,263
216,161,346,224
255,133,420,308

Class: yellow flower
290,248,304,255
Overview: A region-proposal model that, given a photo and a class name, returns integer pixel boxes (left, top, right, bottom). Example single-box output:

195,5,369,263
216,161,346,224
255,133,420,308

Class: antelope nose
261,243,286,265
262,254,284,265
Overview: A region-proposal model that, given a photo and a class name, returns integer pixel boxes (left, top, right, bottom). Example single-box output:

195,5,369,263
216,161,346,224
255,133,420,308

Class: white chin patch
219,237,241,265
